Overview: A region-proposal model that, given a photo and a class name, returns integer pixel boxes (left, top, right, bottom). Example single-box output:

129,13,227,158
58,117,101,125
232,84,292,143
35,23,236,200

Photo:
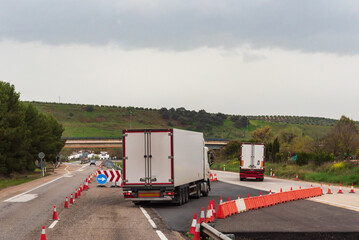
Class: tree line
0,82,64,175
223,115,359,165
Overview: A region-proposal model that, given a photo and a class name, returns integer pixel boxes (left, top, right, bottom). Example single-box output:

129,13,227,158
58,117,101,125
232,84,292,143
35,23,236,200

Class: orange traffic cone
299,186,302,190
70,194,74,204
273,173,275,178
75,189,78,199
219,197,223,204
327,184,332,194
310,184,313,188
51,206,59,221
199,207,205,223
214,173,218,181
338,183,343,194
212,200,216,218
64,197,69,208
189,212,197,234
247,193,250,198
350,183,355,193
280,188,282,193
205,203,213,223
79,184,83,193
40,226,46,240
227,196,230,202
260,192,262,196
193,221,201,240
296,174,298,181
269,190,272,194
290,187,292,191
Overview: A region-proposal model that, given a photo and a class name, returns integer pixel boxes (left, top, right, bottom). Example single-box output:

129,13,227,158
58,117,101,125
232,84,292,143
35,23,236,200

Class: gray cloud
1,0,359,54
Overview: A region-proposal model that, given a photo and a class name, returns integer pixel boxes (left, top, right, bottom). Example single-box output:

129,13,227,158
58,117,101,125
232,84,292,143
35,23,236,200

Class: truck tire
202,181,209,197
240,178,244,181
194,184,201,199
259,178,264,182
184,187,189,203
177,188,184,206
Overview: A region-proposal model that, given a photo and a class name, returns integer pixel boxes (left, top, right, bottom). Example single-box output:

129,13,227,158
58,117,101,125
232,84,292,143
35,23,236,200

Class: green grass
0,174,43,190
26,101,333,140
265,162,359,186
211,159,359,186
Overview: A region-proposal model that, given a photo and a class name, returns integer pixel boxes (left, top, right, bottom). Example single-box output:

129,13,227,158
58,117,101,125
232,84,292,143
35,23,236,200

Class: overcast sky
1,0,359,120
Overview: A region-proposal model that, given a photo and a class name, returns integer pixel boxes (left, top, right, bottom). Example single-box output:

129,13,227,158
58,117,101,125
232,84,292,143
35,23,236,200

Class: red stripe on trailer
170,130,173,180
123,131,126,185
104,171,109,178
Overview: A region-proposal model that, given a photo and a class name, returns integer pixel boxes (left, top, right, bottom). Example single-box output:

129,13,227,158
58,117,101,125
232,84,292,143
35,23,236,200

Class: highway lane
0,162,97,240
148,172,359,238
150,181,266,232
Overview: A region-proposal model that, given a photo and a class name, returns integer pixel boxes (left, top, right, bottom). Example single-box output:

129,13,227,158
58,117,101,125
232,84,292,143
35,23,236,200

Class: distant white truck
99,152,110,160
122,128,213,205
240,143,265,181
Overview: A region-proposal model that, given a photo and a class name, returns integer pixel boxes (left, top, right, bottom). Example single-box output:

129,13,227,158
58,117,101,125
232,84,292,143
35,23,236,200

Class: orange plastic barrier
219,187,323,219
216,201,239,218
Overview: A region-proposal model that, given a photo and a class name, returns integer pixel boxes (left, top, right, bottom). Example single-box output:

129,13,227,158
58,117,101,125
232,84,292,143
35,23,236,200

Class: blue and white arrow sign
97,174,107,184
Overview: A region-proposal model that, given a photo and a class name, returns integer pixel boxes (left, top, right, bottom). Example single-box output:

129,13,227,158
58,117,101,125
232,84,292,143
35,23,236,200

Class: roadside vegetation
29,102,340,140
0,82,64,178
212,115,359,186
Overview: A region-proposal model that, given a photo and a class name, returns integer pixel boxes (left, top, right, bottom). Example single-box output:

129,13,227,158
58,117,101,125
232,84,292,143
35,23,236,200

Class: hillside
27,101,337,140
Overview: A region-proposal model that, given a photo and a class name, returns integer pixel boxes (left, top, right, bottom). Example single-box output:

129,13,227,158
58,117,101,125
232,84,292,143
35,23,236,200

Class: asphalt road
150,181,266,232
0,163,97,240
148,174,359,239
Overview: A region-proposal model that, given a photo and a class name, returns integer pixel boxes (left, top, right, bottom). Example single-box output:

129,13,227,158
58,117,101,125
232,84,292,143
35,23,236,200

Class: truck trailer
122,128,212,205
240,143,265,181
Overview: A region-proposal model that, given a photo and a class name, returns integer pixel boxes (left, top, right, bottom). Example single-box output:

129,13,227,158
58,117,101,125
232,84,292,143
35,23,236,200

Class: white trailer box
240,143,265,181
122,128,211,204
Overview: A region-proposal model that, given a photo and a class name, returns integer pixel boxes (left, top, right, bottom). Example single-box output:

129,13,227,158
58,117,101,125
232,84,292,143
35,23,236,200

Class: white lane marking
63,174,73,178
4,176,63,202
6,194,38,202
64,165,70,174
140,207,157,229
310,198,359,212
49,220,58,229
156,230,168,240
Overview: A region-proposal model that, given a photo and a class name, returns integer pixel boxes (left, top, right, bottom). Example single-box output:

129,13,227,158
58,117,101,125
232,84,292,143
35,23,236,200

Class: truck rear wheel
194,184,201,199
184,188,189,203
202,181,209,197
176,188,184,206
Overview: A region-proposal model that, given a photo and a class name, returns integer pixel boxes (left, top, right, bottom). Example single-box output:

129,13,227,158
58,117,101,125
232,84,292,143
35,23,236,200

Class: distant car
90,160,96,166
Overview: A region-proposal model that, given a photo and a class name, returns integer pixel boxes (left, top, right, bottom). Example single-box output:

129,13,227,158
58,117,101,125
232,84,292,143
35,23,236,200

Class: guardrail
201,223,234,240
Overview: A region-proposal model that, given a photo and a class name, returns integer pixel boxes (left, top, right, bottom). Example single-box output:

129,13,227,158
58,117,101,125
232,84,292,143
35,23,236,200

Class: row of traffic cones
43,172,97,239
189,199,217,237
328,183,356,194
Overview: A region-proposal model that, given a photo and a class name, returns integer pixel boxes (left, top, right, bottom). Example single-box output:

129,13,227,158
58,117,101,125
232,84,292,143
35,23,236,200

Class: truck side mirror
208,152,214,166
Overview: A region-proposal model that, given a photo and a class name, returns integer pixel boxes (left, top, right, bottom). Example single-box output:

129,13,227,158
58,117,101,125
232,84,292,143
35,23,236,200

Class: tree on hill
251,126,273,143
325,115,359,157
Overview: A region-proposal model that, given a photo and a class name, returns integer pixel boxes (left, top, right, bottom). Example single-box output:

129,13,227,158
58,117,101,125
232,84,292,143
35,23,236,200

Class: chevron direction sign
96,170,121,183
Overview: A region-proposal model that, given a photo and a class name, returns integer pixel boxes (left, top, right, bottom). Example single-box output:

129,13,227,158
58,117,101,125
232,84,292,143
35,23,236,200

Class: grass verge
0,174,43,191
211,160,359,187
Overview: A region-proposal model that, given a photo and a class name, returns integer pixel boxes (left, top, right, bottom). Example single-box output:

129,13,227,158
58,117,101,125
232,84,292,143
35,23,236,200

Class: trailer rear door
241,143,265,170
123,130,173,186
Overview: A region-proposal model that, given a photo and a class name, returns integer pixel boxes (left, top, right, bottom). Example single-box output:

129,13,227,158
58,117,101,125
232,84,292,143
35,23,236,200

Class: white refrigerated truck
122,128,212,205
240,143,265,181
